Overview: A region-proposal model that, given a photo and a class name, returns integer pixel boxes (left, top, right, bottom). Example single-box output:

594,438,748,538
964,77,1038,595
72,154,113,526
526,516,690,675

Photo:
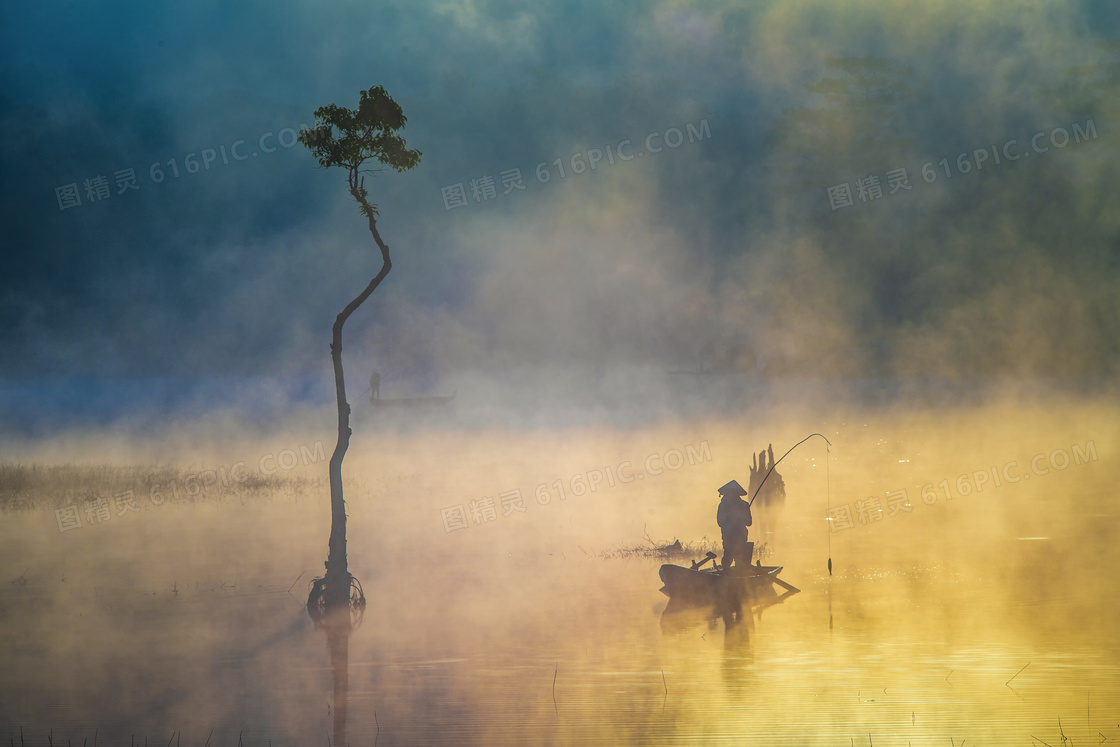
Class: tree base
307,572,367,630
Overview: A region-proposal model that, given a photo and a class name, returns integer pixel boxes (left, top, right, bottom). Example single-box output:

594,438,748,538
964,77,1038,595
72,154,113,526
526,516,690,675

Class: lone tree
299,86,421,617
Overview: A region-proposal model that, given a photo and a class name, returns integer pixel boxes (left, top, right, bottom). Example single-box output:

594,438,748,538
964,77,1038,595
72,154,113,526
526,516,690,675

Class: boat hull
658,563,783,602
658,542,799,618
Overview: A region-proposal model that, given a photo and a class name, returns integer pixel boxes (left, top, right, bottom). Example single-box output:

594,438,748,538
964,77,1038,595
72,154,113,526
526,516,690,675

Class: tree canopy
298,85,422,218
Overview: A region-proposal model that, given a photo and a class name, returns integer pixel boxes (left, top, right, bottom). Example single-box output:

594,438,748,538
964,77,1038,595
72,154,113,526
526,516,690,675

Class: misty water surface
2,400,1117,745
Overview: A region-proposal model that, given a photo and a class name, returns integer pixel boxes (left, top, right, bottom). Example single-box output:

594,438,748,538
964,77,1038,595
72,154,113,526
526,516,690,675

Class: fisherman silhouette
369,370,380,401
716,479,753,570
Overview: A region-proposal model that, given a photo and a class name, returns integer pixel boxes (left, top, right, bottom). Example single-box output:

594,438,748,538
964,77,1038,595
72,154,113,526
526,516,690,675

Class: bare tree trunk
323,205,391,611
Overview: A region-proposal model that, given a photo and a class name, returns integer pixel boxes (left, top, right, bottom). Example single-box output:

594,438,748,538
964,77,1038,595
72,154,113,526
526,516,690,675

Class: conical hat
718,479,746,497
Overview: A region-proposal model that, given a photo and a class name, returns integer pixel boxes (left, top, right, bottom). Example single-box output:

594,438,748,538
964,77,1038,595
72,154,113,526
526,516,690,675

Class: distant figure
747,448,766,500
747,443,787,542
369,370,380,401
716,479,753,570
748,443,786,509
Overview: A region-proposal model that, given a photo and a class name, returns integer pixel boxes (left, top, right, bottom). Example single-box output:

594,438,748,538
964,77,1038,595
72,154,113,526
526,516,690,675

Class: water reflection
659,551,802,698
659,575,797,639
322,607,351,747
721,612,756,692
3,405,1118,743
308,570,366,746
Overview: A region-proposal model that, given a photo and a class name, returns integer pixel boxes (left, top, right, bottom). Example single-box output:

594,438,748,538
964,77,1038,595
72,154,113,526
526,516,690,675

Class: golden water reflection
1,400,1117,744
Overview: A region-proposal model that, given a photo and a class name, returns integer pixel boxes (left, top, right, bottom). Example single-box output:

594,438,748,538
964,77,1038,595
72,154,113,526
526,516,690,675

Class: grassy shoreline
0,462,325,513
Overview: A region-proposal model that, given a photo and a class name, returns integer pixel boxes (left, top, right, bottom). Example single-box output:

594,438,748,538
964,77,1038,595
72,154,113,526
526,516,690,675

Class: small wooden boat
658,542,800,613
370,390,456,410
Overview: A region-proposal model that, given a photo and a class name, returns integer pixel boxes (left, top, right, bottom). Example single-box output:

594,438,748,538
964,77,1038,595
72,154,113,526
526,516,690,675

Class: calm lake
2,400,1117,745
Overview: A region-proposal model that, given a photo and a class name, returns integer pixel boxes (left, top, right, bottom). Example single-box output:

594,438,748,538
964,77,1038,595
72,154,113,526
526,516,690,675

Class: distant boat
664,366,736,377
370,390,456,410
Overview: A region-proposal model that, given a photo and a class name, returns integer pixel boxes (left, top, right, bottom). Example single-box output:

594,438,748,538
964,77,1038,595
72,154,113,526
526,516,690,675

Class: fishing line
826,436,833,633
826,439,832,577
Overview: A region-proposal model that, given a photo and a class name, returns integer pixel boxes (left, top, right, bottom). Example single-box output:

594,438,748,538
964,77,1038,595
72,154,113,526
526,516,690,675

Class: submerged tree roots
306,571,367,629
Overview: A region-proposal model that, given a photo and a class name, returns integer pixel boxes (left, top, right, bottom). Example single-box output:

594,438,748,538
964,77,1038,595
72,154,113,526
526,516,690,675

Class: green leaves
298,85,422,215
